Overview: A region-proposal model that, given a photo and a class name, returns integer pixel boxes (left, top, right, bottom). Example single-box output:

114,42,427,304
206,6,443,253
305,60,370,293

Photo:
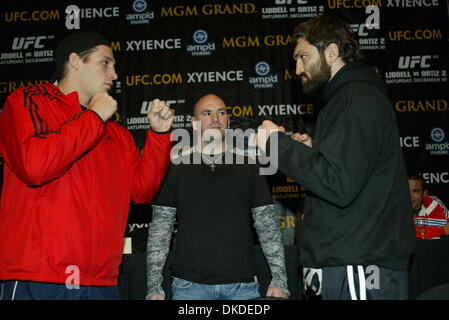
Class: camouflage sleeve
251,204,290,296
146,205,176,299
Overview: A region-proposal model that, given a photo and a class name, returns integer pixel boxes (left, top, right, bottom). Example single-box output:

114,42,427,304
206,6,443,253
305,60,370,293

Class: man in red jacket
0,31,174,299
409,175,449,239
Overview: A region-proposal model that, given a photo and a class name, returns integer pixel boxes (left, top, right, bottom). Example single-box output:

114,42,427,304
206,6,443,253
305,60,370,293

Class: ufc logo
398,55,431,69
141,100,177,114
275,0,307,4
350,24,369,37
12,36,47,50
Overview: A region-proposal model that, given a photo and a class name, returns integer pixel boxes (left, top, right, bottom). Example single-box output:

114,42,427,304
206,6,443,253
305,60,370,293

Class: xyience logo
126,0,154,25
425,127,449,156
186,30,216,56
249,61,279,89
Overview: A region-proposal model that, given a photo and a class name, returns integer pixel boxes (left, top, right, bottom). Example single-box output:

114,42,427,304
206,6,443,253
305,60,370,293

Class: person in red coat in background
0,31,174,299
409,175,449,240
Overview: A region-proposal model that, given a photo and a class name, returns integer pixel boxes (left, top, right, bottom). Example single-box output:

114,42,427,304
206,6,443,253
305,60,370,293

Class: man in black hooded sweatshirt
256,14,416,300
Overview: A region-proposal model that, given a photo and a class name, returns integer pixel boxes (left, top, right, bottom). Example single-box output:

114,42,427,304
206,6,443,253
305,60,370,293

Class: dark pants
0,280,119,300
321,266,408,300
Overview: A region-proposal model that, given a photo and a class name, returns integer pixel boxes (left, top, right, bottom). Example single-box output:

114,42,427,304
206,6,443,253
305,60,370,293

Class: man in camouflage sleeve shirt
146,93,289,300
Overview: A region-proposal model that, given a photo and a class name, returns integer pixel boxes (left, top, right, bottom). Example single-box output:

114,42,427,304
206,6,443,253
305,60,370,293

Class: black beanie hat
51,31,110,83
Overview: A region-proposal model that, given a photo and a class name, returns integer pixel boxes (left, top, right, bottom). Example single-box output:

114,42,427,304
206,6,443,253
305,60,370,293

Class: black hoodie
272,62,416,270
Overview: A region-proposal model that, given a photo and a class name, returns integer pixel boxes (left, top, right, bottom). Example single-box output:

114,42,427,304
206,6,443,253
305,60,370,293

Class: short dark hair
57,47,98,82
293,14,363,64
52,31,111,83
408,174,426,190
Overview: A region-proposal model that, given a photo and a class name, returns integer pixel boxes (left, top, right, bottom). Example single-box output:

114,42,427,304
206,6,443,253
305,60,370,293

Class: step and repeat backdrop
0,0,448,250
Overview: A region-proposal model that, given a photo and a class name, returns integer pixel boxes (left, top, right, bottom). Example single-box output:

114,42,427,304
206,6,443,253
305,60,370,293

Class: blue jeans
171,277,261,300
0,280,119,300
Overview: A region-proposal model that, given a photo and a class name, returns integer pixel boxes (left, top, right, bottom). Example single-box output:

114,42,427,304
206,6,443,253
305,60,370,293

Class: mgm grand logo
395,99,448,112
160,3,256,16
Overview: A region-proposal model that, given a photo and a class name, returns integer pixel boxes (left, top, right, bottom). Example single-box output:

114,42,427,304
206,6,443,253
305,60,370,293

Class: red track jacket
0,83,171,286
414,195,449,239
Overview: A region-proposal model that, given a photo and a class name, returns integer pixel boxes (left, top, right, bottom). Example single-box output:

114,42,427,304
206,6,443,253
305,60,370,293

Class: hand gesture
88,92,118,121
256,120,285,153
146,294,165,300
291,132,313,147
147,99,174,133
266,287,289,299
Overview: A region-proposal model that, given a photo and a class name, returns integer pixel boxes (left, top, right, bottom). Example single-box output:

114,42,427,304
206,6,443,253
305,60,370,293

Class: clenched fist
88,92,118,122
256,120,285,153
148,99,174,132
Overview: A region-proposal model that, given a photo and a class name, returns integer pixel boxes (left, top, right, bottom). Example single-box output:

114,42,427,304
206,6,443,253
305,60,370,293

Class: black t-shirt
153,148,273,284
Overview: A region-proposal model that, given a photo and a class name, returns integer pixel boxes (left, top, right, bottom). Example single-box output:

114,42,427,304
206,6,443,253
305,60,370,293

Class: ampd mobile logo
126,0,155,25
431,127,444,143
249,62,279,89
426,127,449,156
186,30,216,56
